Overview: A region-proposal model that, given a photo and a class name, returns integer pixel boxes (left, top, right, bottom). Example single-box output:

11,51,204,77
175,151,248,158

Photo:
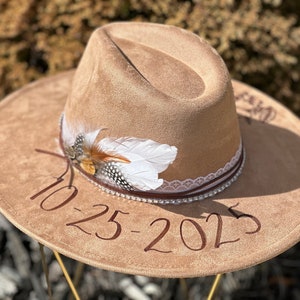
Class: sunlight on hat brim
0,71,299,278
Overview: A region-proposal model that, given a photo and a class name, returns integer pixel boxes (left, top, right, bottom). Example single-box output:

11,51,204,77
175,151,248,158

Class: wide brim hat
0,22,299,278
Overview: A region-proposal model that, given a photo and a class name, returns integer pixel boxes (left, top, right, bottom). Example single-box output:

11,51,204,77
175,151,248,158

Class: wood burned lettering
235,91,277,123
29,152,261,254
63,202,261,254
31,132,261,254
30,150,78,210
144,203,261,253
66,204,129,240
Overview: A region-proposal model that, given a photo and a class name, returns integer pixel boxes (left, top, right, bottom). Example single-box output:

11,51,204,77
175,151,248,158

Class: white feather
98,137,177,190
61,116,87,146
62,117,76,146
62,115,104,148
84,129,102,147
99,137,177,172
117,153,163,190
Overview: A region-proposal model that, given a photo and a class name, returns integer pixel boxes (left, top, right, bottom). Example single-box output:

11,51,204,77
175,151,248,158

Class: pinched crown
62,22,242,203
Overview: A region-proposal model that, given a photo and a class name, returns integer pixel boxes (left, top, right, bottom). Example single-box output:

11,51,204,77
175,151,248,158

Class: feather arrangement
62,120,177,191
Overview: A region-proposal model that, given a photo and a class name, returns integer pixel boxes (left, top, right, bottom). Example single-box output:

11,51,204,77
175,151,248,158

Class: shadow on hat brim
0,71,299,278
167,115,300,216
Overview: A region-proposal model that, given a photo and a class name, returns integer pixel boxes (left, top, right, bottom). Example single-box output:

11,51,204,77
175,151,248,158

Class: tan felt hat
0,22,299,278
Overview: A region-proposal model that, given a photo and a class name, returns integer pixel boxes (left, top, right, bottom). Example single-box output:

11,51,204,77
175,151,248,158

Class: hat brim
0,71,299,278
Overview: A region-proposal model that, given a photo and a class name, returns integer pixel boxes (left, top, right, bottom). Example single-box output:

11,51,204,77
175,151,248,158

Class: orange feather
89,145,130,164
80,158,96,175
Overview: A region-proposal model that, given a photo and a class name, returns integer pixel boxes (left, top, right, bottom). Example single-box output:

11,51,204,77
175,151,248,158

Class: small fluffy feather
61,116,86,146
62,117,76,146
84,129,102,147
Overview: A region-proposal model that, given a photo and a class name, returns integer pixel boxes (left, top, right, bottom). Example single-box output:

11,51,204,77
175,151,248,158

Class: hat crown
64,22,241,183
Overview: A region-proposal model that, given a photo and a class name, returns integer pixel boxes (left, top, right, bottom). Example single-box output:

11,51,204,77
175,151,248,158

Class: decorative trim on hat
60,115,245,204
79,144,245,205
158,143,243,192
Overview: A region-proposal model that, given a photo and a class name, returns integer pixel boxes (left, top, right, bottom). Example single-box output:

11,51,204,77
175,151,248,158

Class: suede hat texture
0,22,299,278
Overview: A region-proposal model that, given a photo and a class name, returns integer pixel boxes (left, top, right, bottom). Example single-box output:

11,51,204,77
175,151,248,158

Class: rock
119,277,151,300
0,271,18,298
143,282,162,298
48,260,63,282
134,275,150,286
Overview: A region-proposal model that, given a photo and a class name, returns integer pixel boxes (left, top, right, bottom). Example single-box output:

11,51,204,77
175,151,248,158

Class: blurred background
0,0,300,299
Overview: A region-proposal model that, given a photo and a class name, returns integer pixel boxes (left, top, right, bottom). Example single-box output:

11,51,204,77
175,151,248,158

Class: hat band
79,148,244,205
60,116,244,204
158,142,243,192
62,131,244,204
